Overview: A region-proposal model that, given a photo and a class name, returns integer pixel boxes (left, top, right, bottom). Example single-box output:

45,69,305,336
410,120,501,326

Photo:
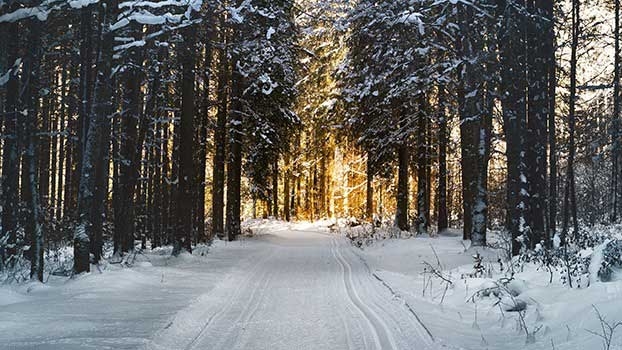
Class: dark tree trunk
114,22,146,255
366,155,374,220
90,1,115,263
613,0,620,222
284,153,291,222
56,64,68,220
417,95,429,235
563,0,580,241
39,90,51,211
546,0,557,244
173,25,196,256
225,81,243,241
499,0,528,255
225,10,244,240
319,149,327,218
162,114,172,244
437,87,448,232
212,17,229,239
23,17,44,281
75,7,94,217
396,142,409,231
1,20,20,266
526,0,549,249
272,158,279,218
459,2,492,246
74,0,115,273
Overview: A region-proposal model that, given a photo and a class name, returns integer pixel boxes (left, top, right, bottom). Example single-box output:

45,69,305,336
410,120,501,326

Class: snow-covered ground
357,228,622,350
1,221,621,349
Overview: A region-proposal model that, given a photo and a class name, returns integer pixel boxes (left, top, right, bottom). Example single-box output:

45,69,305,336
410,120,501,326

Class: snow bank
355,230,622,349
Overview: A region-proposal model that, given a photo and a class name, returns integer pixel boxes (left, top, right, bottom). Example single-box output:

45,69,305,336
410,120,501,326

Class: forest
2,0,622,349
0,0,616,277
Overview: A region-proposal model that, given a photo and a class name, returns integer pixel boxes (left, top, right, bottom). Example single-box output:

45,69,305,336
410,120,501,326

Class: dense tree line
1,0,621,280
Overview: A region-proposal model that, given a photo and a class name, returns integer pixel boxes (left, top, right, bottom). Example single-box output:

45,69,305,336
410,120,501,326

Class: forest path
145,227,435,350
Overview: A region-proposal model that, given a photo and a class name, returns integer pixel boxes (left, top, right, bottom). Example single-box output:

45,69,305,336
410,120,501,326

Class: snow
2,222,622,349
114,40,146,54
356,229,622,349
0,7,49,23
68,0,99,9
0,69,11,87
266,26,275,40
394,12,425,35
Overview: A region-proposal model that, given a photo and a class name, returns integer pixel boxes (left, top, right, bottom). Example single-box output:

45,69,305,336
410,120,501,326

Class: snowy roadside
0,237,265,350
354,229,622,350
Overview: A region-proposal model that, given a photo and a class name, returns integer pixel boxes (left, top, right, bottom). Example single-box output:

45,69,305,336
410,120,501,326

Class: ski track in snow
146,228,435,350
330,235,394,349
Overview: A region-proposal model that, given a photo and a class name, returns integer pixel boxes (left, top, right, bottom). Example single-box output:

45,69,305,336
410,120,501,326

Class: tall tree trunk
90,1,115,263
1,19,20,266
75,6,94,219
613,0,620,222
460,2,492,246
284,153,291,222
396,142,410,231
56,63,68,220
162,114,171,244
456,5,474,241
526,0,549,249
212,16,229,239
196,23,214,243
23,17,44,281
366,155,374,220
225,79,243,241
272,158,279,218
563,0,580,241
74,0,115,273
114,22,146,255
319,148,327,218
546,0,557,244
173,25,196,255
500,0,529,255
225,10,244,240
417,94,429,235
437,87,448,232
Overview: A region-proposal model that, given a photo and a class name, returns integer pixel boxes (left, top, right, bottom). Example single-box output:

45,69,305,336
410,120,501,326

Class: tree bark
114,22,146,255
284,153,292,222
23,17,44,281
366,155,374,220
437,87,448,232
1,19,20,266
563,0,580,241
173,24,196,255
272,158,279,218
613,0,620,222
396,142,410,231
211,16,229,239
546,0,557,245
417,94,429,235
526,0,549,249
499,0,529,254
225,81,243,240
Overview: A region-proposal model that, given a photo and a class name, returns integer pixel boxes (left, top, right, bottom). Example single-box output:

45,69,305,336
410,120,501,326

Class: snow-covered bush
597,239,622,282
511,226,622,287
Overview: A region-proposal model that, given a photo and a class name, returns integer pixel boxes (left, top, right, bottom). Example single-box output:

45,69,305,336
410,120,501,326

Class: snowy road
3,223,620,350
146,228,435,350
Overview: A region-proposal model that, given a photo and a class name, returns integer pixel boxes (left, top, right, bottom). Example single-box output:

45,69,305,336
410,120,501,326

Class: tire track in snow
330,236,398,350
